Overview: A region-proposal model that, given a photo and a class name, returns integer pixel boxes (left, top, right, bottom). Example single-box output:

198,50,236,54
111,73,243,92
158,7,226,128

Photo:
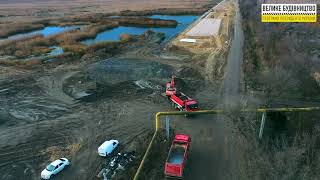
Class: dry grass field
0,0,213,22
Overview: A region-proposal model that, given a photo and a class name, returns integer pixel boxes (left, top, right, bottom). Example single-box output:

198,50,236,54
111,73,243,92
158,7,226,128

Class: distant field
0,0,214,23
264,0,319,3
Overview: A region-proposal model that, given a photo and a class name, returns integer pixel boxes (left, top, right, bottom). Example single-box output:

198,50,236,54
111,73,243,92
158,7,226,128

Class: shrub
86,41,119,52
120,34,134,43
23,59,42,66
61,44,87,55
0,23,44,38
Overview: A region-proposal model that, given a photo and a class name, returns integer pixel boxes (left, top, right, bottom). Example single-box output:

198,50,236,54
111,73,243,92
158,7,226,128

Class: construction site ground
0,0,240,179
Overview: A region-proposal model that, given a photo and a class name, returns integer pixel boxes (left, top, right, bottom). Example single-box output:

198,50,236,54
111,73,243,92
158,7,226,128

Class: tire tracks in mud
0,114,88,179
0,69,82,179
53,99,164,180
37,71,79,105
0,64,159,179
124,46,159,60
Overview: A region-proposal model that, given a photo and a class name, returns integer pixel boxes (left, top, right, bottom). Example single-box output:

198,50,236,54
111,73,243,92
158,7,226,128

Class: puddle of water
109,15,120,18
82,15,198,45
82,26,158,45
2,26,80,42
149,15,198,25
48,46,64,56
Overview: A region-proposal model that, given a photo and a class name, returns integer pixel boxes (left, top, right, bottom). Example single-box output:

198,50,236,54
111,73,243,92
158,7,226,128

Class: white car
98,140,119,157
41,158,70,179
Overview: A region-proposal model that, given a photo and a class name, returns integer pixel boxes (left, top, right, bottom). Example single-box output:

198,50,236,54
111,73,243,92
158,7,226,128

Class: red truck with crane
165,76,199,113
164,134,191,178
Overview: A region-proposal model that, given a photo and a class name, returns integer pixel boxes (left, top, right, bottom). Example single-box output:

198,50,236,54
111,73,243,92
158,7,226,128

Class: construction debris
98,151,136,180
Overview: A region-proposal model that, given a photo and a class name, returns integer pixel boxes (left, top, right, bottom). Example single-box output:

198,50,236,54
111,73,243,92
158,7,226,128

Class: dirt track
223,0,244,106
173,4,244,177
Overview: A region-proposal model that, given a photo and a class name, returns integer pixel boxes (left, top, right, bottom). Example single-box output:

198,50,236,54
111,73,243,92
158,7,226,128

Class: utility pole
165,116,170,139
259,112,267,139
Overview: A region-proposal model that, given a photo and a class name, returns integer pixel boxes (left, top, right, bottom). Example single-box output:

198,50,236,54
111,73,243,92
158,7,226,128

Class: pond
48,46,64,56
82,15,198,45
2,26,80,42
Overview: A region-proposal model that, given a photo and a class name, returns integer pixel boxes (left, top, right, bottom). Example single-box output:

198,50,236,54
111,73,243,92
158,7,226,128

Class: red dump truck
165,75,177,97
165,76,199,112
164,134,191,178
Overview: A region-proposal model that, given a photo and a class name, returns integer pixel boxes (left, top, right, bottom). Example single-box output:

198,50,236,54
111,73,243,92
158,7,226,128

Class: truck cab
165,134,191,178
185,100,199,112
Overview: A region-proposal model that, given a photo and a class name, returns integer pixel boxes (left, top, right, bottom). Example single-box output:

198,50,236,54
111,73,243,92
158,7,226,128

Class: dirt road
174,0,244,179
223,0,244,106
170,114,234,180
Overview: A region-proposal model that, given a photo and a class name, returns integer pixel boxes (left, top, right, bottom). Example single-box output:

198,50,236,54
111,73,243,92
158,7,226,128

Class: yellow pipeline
133,107,320,180
249,107,320,113
155,110,224,130
156,107,320,130
133,130,158,180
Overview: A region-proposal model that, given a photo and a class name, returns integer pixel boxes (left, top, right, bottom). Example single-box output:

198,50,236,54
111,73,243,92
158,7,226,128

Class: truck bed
174,92,189,101
167,145,186,164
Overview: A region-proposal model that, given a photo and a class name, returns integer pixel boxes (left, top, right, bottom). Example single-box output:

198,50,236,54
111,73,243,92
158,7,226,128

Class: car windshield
188,104,198,109
46,164,55,171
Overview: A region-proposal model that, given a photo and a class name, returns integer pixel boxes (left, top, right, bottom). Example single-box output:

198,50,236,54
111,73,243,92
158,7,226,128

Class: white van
98,140,119,157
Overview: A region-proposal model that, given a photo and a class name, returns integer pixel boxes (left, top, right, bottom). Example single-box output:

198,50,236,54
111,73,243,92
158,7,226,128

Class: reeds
0,23,45,38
